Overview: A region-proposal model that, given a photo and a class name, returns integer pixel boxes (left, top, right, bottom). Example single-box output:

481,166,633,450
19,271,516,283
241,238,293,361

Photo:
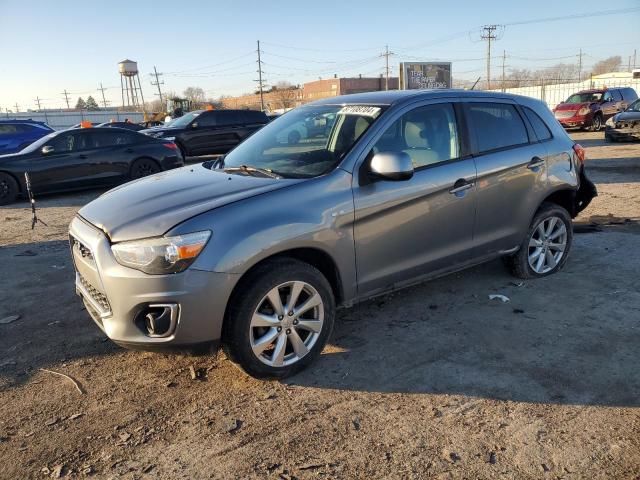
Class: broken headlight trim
111,231,211,274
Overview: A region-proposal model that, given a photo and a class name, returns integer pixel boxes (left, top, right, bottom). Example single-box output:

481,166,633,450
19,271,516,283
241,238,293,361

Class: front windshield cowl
221,105,384,179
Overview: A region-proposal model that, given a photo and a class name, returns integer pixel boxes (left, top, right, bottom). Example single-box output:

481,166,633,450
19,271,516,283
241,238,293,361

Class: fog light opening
136,304,178,338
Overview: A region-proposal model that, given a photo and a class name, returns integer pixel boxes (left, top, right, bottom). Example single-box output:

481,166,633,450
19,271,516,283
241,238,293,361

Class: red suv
553,87,637,131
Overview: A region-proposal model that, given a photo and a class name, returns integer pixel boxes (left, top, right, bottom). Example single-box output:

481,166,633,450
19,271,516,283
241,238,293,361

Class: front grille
555,110,576,119
78,273,111,315
70,236,94,261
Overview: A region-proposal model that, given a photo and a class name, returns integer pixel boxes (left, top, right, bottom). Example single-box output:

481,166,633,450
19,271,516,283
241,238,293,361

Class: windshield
166,110,202,128
626,99,640,112
565,92,602,104
19,132,58,153
222,105,383,178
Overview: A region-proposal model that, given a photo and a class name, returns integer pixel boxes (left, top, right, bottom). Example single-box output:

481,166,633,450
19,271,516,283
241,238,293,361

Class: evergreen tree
85,96,99,110
75,97,86,109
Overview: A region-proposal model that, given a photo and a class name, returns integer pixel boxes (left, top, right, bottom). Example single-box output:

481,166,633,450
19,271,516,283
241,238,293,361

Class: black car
96,121,146,131
0,127,183,205
605,98,640,142
141,109,269,157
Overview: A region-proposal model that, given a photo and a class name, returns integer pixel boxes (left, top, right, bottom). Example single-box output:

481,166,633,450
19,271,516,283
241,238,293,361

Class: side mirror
190,122,198,129
41,145,55,155
369,151,414,181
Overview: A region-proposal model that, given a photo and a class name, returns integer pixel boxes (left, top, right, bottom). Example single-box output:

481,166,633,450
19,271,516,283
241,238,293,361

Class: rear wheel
223,258,335,379
130,158,160,179
0,173,19,205
504,203,573,279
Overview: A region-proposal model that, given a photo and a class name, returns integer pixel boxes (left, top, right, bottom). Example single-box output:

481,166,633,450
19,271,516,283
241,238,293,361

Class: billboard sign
399,62,452,90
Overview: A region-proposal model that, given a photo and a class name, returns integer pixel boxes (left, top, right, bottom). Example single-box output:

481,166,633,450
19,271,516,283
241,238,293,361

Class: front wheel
504,203,573,279
223,258,335,379
590,114,602,132
0,173,19,205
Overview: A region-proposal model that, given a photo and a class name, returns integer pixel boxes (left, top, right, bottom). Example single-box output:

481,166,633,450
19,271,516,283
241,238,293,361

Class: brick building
221,76,399,111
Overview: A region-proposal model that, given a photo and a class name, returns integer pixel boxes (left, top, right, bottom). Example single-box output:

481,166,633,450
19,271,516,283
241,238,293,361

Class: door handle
527,157,545,170
449,179,474,195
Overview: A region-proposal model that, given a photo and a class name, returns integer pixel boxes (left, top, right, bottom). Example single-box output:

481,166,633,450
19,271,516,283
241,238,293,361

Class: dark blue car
0,119,54,155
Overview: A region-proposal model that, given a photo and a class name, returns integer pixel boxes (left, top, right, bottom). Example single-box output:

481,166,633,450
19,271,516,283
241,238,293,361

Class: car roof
0,119,49,125
307,89,536,107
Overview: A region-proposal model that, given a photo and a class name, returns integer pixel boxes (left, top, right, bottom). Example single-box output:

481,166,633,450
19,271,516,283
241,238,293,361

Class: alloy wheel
528,216,568,274
250,281,324,367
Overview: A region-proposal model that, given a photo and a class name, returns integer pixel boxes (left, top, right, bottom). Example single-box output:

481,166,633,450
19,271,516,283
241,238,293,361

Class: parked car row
0,128,183,205
553,87,638,133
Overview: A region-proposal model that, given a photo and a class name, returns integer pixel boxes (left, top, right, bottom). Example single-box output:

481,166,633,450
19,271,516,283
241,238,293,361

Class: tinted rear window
467,103,529,153
242,110,268,123
522,106,552,141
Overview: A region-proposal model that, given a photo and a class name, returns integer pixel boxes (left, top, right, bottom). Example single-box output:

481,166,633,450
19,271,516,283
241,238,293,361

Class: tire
503,202,573,279
176,143,188,160
223,258,335,379
287,130,301,145
0,172,19,205
589,114,602,132
130,158,160,179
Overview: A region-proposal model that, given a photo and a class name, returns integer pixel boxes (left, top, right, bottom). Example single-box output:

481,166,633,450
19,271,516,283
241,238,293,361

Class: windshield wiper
224,164,282,179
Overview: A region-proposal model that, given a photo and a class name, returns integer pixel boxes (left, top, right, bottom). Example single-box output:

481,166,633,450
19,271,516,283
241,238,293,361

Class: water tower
119,59,146,110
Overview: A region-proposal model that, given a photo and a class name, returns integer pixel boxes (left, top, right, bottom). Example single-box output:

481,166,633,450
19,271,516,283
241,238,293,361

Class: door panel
352,101,477,297
465,101,549,256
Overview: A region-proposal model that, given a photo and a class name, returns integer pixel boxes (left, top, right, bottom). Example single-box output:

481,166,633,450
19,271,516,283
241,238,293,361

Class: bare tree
270,81,299,110
182,87,206,107
590,56,623,76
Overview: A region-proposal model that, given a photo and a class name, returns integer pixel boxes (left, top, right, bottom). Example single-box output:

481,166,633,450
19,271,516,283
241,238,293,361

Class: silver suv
69,90,596,378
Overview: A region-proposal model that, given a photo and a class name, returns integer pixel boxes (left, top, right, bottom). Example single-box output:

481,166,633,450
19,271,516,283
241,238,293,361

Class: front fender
167,168,358,302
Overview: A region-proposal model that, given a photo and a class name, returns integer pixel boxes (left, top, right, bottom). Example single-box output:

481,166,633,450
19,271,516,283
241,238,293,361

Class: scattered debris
45,418,59,426
142,464,155,474
51,463,66,478
352,417,361,431
428,304,438,310
489,294,510,303
487,452,497,464
541,463,551,472
510,281,524,287
119,431,132,442
449,452,461,462
39,368,85,395
81,465,93,475
165,380,178,388
69,413,84,420
0,315,20,325
225,418,243,434
513,308,525,314
189,366,197,380
50,265,66,270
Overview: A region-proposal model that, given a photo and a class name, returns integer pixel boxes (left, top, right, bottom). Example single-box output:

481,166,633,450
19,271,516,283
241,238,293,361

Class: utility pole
633,49,637,70
61,89,71,109
380,45,395,90
35,97,42,110
577,49,583,82
501,50,506,92
35,97,48,122
98,83,109,108
150,66,164,105
255,40,266,111
481,25,498,90
14,103,20,113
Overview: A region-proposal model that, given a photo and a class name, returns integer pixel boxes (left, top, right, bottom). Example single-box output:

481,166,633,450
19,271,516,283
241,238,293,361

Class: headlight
605,117,616,127
111,231,211,274
578,107,590,116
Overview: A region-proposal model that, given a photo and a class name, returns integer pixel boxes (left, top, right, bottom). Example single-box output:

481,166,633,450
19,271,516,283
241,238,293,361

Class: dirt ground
1,131,639,479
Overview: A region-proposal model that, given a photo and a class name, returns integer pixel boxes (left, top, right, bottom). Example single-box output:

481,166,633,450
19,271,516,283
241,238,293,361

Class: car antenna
470,77,481,90
24,172,47,229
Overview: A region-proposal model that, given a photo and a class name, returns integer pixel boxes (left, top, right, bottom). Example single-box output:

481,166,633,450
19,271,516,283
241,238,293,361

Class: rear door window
195,113,218,127
215,111,243,126
91,131,138,148
242,110,268,123
466,103,529,153
522,107,552,141
611,90,623,101
48,132,90,152
0,124,18,134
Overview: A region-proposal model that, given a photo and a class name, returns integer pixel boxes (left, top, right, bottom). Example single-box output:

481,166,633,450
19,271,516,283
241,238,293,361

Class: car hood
78,165,304,242
555,102,591,111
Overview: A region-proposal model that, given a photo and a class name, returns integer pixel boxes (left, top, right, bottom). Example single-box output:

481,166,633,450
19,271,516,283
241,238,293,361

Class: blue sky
0,0,638,111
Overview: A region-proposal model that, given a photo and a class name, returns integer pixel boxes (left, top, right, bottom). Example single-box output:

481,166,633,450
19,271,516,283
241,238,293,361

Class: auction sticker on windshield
338,106,381,117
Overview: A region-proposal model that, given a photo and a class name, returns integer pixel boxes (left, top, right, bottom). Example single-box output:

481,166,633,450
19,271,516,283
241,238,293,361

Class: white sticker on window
338,106,381,117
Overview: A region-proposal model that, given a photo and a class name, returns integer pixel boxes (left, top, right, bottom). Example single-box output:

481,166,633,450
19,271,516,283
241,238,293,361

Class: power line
256,40,266,111
150,66,164,105
503,7,640,27
61,90,71,109
380,45,395,91
480,25,499,89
